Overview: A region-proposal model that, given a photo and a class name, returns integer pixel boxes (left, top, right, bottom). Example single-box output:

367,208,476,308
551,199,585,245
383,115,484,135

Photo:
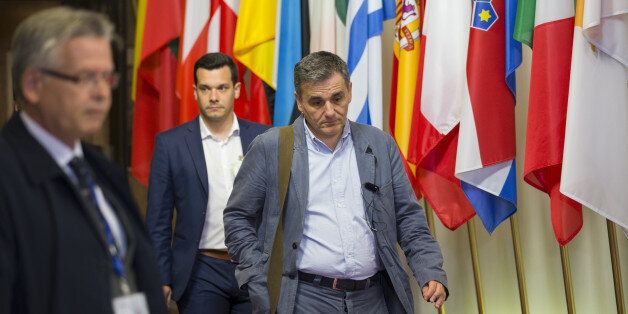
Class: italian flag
518,0,583,245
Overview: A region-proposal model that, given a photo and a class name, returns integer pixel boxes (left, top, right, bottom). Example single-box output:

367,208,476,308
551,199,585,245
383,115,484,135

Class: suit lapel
65,178,112,252
97,179,137,261
185,118,209,196
2,113,65,186
350,121,376,207
2,113,112,253
239,118,253,154
291,117,309,220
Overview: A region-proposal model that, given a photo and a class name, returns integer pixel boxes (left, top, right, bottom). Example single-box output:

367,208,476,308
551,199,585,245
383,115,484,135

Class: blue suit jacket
146,116,269,300
224,116,448,313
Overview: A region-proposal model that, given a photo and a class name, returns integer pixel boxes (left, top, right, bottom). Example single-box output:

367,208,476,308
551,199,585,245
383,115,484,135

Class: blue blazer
146,116,269,300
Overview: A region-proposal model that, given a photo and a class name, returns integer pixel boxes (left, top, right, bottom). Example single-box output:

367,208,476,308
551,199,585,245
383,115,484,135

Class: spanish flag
389,0,422,198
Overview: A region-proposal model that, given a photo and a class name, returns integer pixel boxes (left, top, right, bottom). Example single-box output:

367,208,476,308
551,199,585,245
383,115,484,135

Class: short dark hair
194,52,238,86
294,51,350,97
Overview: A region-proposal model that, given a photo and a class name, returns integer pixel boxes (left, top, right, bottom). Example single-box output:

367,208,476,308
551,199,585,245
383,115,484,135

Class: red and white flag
523,0,582,245
410,0,476,230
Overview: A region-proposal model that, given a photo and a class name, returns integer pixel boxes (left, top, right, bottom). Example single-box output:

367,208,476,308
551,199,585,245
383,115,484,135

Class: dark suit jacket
146,116,269,300
0,113,166,314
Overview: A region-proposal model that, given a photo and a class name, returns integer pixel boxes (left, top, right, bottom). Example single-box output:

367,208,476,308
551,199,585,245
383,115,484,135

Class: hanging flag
233,0,276,87
218,1,271,125
308,0,340,53
131,0,181,185
389,0,422,197
560,0,628,229
345,0,395,128
521,0,582,245
409,0,476,230
513,0,535,47
272,0,302,126
455,0,519,233
176,0,271,125
176,0,210,123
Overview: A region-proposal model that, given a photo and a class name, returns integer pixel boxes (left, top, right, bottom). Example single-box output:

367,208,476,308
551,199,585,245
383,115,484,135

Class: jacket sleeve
387,135,449,294
224,135,271,313
145,134,175,286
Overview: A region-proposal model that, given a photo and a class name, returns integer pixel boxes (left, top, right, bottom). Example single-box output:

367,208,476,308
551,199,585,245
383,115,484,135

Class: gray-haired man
224,51,448,313
0,7,165,314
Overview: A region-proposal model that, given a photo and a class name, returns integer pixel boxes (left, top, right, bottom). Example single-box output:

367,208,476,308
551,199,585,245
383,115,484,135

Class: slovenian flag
455,0,520,233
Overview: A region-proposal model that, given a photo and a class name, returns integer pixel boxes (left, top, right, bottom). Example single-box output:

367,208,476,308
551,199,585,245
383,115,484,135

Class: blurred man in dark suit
0,7,166,314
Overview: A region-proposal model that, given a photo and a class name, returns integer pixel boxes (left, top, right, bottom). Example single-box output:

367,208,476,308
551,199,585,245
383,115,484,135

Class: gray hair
294,51,350,97
11,6,114,103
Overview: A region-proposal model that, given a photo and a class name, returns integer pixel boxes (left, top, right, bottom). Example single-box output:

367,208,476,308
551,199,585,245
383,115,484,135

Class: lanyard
70,157,130,294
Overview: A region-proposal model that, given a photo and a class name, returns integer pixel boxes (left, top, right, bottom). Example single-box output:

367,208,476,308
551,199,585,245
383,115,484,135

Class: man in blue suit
146,53,269,313
224,51,448,313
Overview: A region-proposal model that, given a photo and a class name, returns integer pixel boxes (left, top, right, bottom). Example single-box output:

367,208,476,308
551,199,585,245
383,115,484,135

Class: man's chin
203,113,229,123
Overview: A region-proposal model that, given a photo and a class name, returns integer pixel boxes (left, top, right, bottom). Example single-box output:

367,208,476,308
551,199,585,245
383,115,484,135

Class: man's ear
294,91,303,113
233,81,242,100
193,84,198,101
21,68,43,104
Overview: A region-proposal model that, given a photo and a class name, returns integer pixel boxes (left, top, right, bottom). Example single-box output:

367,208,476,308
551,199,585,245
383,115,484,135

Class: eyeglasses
40,68,120,89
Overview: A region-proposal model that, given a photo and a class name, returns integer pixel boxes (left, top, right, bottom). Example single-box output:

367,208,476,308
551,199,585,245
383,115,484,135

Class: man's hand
162,285,172,308
421,280,446,309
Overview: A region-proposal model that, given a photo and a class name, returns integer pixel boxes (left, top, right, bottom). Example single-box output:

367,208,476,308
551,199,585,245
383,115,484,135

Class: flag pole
423,198,446,314
606,219,625,313
559,245,575,314
509,214,529,314
467,218,486,314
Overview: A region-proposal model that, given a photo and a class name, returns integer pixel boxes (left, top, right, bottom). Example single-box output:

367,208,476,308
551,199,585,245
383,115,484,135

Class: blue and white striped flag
345,0,395,128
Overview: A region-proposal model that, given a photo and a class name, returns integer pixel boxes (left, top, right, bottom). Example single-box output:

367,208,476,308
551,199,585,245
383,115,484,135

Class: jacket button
292,243,297,249
289,274,295,279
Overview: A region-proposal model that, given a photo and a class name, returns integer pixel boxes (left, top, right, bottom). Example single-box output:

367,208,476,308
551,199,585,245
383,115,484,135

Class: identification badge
112,292,150,314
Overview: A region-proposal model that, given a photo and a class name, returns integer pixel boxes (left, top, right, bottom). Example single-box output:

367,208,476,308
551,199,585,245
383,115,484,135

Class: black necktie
68,157,127,279
68,157,100,208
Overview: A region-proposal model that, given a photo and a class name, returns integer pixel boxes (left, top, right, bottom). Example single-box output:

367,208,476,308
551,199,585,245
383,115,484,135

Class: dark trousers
177,255,251,314
294,279,389,313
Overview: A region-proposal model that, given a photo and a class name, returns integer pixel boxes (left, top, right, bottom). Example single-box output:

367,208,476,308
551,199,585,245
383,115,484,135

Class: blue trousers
294,279,389,313
177,255,251,314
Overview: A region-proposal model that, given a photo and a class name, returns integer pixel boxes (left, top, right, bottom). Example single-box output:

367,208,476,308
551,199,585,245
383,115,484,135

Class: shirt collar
303,118,351,153
20,111,83,168
199,113,240,141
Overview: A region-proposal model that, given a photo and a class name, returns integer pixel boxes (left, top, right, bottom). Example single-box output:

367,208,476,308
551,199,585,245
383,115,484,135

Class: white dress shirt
20,112,126,255
297,119,381,280
198,115,243,250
